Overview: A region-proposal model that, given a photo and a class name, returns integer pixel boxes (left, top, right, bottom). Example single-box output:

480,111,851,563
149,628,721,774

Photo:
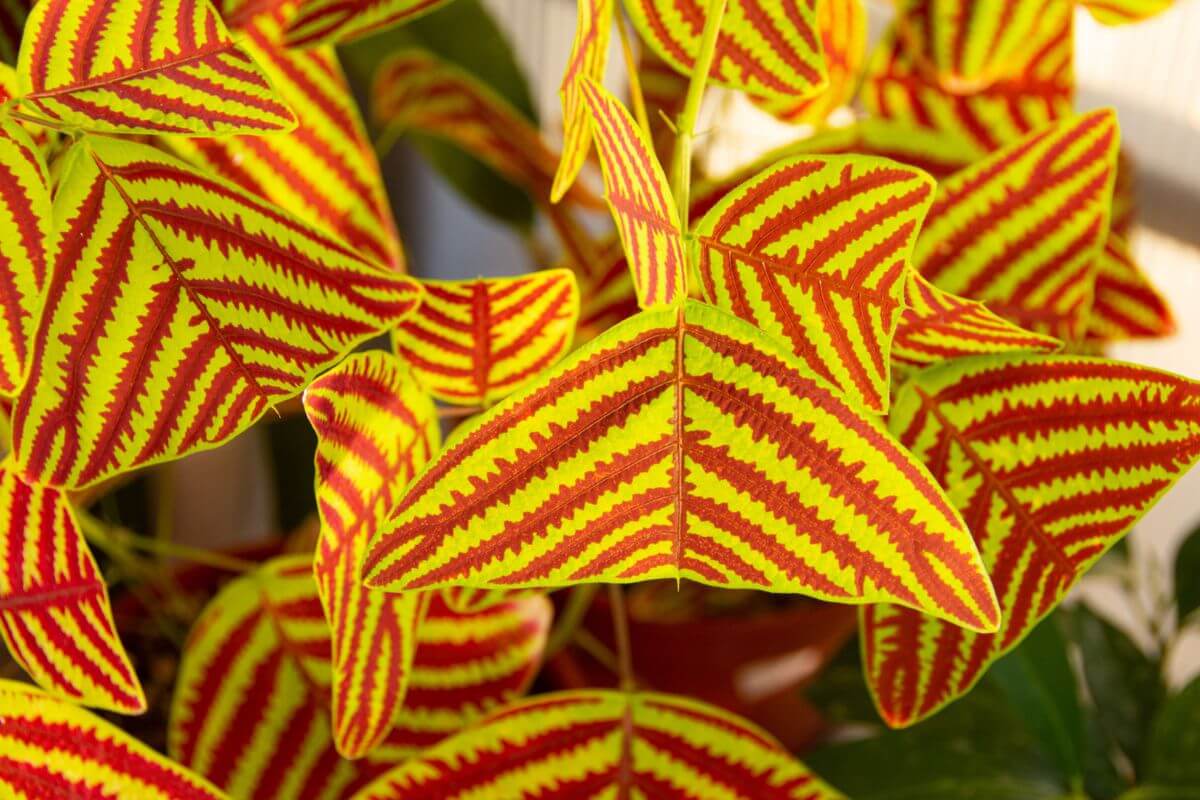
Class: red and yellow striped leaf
913,109,1119,341
892,271,1061,370
623,0,828,100
1086,235,1175,342
0,460,144,712
552,0,614,203
11,136,421,491
14,0,295,135
0,113,48,396
1082,0,1174,25
692,154,935,413
352,689,843,799
365,301,999,633
170,556,550,799
304,351,440,759
166,16,403,270
0,679,226,799
566,235,640,343
581,78,686,310
284,0,452,48
865,353,1200,727
391,270,581,407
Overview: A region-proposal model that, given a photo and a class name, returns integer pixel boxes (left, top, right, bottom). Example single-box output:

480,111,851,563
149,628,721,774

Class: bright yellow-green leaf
552,0,614,203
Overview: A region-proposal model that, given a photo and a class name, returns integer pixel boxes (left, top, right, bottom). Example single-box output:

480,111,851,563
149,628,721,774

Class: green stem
80,512,256,573
608,584,635,691
614,9,653,141
545,583,600,658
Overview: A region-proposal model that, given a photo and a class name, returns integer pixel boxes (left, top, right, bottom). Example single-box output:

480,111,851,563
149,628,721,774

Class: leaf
567,235,640,343
365,300,999,633
391,270,580,406
1081,0,1175,25
623,0,828,100
580,78,687,310
0,679,227,799
552,0,613,203
1086,235,1175,342
304,351,440,758
11,136,422,490
0,460,144,712
0,113,49,396
691,154,935,413
284,0,454,48
1174,521,1200,622
14,0,295,135
165,16,403,270
350,689,844,799
892,271,1061,371
1140,675,1200,790
863,353,1200,728
170,556,551,799
913,110,1119,340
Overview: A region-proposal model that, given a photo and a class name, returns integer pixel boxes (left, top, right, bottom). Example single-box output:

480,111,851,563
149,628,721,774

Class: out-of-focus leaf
284,0,454,48
1081,0,1174,25
1174,521,1200,622
1139,676,1200,792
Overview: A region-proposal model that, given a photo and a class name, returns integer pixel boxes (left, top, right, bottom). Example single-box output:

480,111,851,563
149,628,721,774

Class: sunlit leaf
864,353,1200,727
552,0,614,203
284,0,454,48
12,136,421,490
1081,0,1174,25
366,301,999,633
1085,235,1174,342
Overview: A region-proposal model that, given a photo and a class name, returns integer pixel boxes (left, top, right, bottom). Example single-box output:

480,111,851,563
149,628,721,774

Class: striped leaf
864,353,1200,727
284,0,453,47
551,0,613,203
692,154,935,413
12,136,421,490
351,690,843,799
581,78,686,310
1082,0,1174,24
567,236,640,343
14,0,295,135
170,556,550,799
0,460,144,712
304,352,440,759
0,679,227,799
165,16,403,270
892,271,1061,370
913,110,1119,341
623,0,828,101
365,301,1000,634
0,113,48,396
1086,235,1174,342
392,270,581,407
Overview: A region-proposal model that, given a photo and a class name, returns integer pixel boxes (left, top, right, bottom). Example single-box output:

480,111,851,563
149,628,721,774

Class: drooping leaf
552,0,613,203
0,113,48,396
12,136,421,491
304,351,440,759
892,271,1061,371
1086,235,1175,342
913,110,1119,340
170,556,550,799
351,690,844,799
581,78,687,310
1173,521,1200,623
0,460,144,712
863,353,1200,727
391,270,580,406
623,0,828,101
365,301,999,634
691,154,935,413
1081,0,1174,25
284,0,453,48
14,0,295,135
0,679,227,799
166,16,403,270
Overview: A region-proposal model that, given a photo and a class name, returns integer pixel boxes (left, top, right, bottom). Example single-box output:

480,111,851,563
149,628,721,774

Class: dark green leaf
1140,675,1200,791
1174,522,1200,623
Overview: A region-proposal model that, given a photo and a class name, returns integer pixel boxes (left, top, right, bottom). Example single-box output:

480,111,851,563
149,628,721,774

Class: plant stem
545,583,600,658
614,9,653,141
80,512,256,573
608,584,635,691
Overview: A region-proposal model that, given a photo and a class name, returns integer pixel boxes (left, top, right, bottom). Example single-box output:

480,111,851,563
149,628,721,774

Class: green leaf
1140,675,1200,791
1174,522,1200,623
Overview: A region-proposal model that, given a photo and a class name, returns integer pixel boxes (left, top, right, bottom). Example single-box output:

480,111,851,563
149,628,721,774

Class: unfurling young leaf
552,0,614,203
864,353,1200,727
351,690,844,799
284,0,454,48
391,270,581,407
366,301,1000,634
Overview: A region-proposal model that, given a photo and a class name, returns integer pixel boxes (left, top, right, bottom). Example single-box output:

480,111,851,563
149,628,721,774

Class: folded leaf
914,110,1119,340
392,270,580,406
1081,0,1174,24
12,136,421,490
0,114,48,396
0,460,144,712
0,680,226,799
864,353,1200,727
581,78,686,310
892,271,1061,370
692,154,935,413
351,690,844,799
14,0,295,135
624,0,827,100
304,352,440,758
1085,235,1174,342
284,0,453,47
552,0,613,203
365,301,999,633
